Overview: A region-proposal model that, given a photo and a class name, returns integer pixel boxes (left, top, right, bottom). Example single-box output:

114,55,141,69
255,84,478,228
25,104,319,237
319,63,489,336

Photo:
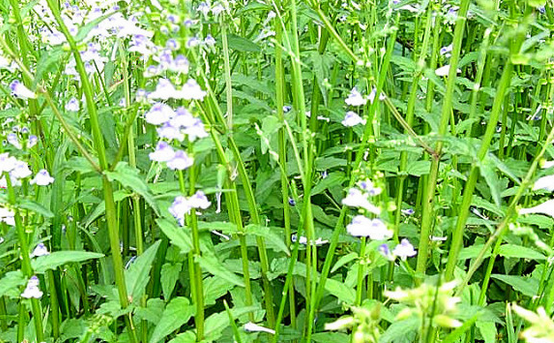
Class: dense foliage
1,0,554,342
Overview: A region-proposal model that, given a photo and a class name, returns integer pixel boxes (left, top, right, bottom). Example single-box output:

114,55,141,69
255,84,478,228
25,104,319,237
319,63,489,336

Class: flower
10,80,36,99
346,215,392,240
149,79,184,100
533,174,554,192
144,103,175,125
345,88,367,106
188,191,211,210
342,188,380,215
341,111,366,127
0,153,16,173
30,169,54,186
435,65,461,77
166,150,194,170
0,207,15,226
30,243,50,257
7,133,21,149
358,179,382,196
519,200,554,218
440,44,453,56
169,196,192,226
244,322,276,334
10,160,32,179
65,98,79,111
149,141,175,162
28,135,38,148
401,208,415,216
180,79,206,100
21,276,43,299
393,239,417,260
379,243,394,261
182,118,208,141
157,123,185,141
291,234,329,246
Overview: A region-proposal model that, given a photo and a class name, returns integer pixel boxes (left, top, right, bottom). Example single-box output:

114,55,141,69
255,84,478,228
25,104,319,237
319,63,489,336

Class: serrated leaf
498,244,545,260
491,274,539,297
149,297,194,343
125,240,161,301
196,254,245,287
0,271,25,297
156,218,192,254
105,162,160,215
160,263,181,300
325,278,355,305
245,225,289,255
32,251,104,273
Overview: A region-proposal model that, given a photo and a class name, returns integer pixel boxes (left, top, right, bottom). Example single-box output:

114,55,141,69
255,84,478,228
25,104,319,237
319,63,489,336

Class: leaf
204,306,259,341
226,34,261,52
381,317,419,343
406,160,431,176
125,240,161,301
491,274,539,297
0,271,25,297
18,199,54,218
325,278,355,305
245,225,289,255
148,297,194,343
156,218,192,254
498,244,545,260
105,162,160,215
196,254,245,287
476,321,496,343
331,252,358,273
458,244,492,260
312,332,349,343
135,298,165,325
32,251,104,273
479,156,502,207
160,263,182,300
312,172,345,196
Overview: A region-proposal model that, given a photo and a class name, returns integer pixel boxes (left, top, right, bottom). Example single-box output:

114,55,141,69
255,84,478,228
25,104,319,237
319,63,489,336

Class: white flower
358,179,382,196
182,118,209,141
65,97,80,111
346,215,392,240
10,160,32,179
534,174,554,192
30,169,54,186
341,111,366,127
157,123,185,141
30,243,50,257
435,65,461,77
244,322,275,334
0,207,15,226
189,191,211,209
10,80,36,99
21,276,43,299
149,79,184,100
7,133,21,149
180,79,206,100
345,88,367,106
166,150,194,170
392,239,417,260
144,103,175,125
149,142,175,162
440,44,453,56
0,153,16,173
291,234,329,246
342,188,380,215
520,200,554,218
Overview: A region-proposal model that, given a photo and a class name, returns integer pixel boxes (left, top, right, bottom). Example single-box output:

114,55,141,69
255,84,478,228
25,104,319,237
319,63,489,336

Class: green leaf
312,332,349,343
245,225,289,255
331,252,358,273
0,271,25,297
156,218,192,254
325,278,355,305
125,240,161,301
160,262,182,300
18,199,54,218
105,162,160,215
491,274,539,297
312,172,345,196
479,156,502,207
458,244,492,260
381,317,419,343
149,297,194,343
498,244,545,260
32,251,104,273
476,321,496,343
406,160,431,176
196,254,245,287
226,34,261,52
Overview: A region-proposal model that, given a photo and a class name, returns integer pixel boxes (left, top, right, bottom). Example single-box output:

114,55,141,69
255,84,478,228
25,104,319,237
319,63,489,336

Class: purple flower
166,150,194,170
30,169,55,186
144,103,175,125
149,141,175,162
157,123,184,141
10,80,36,99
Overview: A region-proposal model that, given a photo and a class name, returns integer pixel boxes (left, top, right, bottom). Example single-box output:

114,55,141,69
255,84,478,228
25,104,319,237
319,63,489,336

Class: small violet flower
30,169,55,186
345,88,367,106
341,111,366,127
144,103,175,125
21,276,43,299
346,215,392,240
392,239,417,260
30,243,50,257
10,80,36,99
65,97,80,112
149,141,175,162
166,150,194,170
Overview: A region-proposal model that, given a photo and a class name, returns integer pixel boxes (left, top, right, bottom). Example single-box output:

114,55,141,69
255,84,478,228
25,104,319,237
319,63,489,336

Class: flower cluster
169,191,211,226
0,153,54,188
342,178,417,260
